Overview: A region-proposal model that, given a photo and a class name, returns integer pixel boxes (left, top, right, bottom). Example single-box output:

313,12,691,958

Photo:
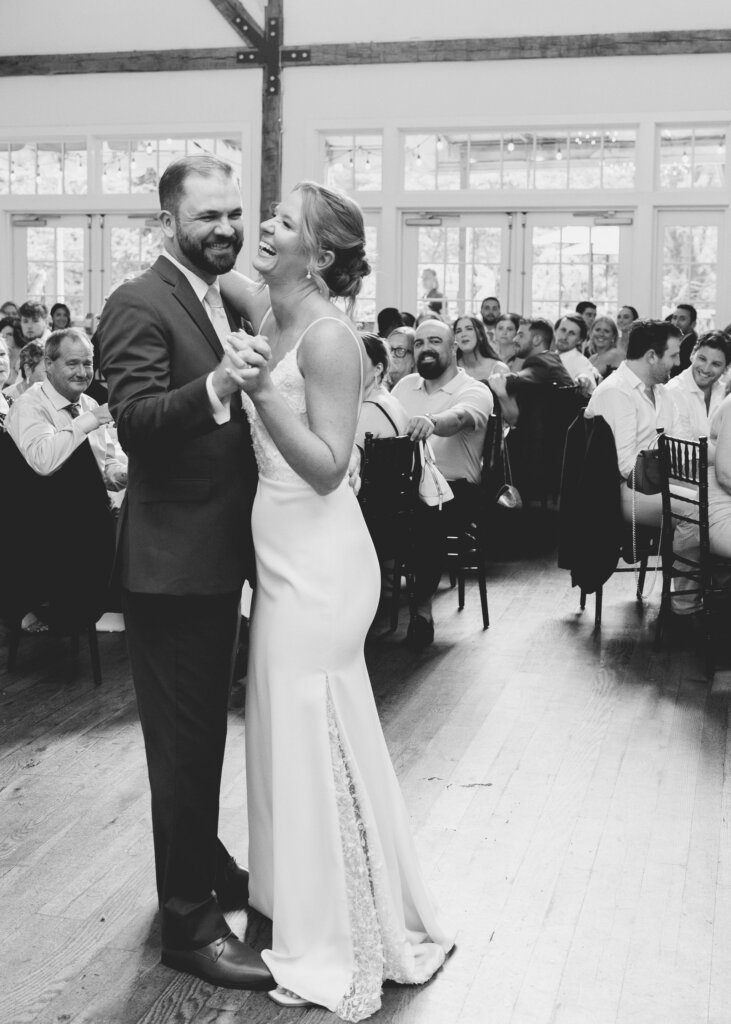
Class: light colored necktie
204,284,231,346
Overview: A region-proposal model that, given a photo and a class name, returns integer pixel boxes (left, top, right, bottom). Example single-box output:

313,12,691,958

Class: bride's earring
306,268,312,280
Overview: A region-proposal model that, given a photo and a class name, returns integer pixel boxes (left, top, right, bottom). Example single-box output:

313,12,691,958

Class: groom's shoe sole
161,933,275,990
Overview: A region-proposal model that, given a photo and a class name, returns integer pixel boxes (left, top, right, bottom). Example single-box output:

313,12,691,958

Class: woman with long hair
453,313,510,380
220,181,453,1018
589,315,624,378
616,304,639,352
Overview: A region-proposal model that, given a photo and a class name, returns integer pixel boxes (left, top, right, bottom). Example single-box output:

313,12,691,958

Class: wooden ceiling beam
0,48,252,76
1,28,730,79
207,0,265,50
281,29,731,66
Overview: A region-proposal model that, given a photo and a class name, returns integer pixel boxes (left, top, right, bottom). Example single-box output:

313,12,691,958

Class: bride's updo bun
295,181,371,313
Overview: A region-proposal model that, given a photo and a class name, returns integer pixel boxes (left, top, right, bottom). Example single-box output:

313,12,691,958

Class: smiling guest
452,314,510,382
392,318,493,648
589,315,624,379
666,330,730,440
554,314,599,390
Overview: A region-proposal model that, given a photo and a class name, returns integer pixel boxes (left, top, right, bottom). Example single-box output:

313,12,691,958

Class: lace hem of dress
327,683,384,1022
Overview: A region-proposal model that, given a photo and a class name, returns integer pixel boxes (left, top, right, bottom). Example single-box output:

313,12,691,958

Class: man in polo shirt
392,318,493,648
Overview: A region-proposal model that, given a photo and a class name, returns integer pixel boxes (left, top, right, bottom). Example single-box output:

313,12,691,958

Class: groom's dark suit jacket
98,255,257,594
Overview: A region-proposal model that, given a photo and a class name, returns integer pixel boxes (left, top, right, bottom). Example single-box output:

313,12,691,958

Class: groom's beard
175,220,243,276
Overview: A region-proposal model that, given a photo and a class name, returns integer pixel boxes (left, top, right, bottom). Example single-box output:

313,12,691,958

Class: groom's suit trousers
122,588,241,949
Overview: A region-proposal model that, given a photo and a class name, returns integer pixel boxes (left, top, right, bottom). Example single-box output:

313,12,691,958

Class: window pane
404,134,437,190
103,140,130,194
63,143,87,195
469,133,501,189
353,225,378,329
659,126,725,189
354,135,381,191
534,133,568,189
662,224,718,327
10,143,37,194
37,143,63,195
0,145,9,194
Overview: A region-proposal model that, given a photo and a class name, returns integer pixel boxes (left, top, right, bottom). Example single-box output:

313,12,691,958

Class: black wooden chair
655,433,731,678
0,431,114,686
358,433,421,629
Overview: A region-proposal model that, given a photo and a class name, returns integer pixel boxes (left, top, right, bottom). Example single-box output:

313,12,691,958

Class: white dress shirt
584,360,684,479
159,251,231,424
6,380,127,487
560,347,600,385
392,368,493,484
665,365,726,441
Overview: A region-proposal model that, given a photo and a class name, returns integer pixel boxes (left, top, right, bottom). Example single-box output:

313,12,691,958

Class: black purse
626,431,663,495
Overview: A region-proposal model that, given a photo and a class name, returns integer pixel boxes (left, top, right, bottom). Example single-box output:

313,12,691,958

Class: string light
507,140,515,153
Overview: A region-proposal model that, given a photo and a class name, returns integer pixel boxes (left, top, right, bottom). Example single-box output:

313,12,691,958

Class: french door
12,212,163,328
402,210,634,322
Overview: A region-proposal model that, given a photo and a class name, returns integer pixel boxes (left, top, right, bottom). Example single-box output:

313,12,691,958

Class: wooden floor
2,531,731,1024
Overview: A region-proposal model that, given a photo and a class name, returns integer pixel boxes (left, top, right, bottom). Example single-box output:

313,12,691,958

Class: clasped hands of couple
211,330,272,400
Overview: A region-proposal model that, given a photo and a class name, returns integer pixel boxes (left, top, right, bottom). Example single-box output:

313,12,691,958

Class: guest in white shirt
554,314,600,393
6,328,127,490
665,330,729,441
585,319,683,527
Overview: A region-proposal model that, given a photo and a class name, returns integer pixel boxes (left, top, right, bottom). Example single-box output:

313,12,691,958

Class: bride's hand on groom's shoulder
221,332,272,396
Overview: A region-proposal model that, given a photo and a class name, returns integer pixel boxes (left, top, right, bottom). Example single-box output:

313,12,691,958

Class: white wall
3,0,728,52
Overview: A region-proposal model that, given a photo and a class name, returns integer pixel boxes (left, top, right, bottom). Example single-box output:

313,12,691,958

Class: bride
220,181,454,1020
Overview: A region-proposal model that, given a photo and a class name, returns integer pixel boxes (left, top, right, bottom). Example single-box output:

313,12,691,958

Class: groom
98,155,272,990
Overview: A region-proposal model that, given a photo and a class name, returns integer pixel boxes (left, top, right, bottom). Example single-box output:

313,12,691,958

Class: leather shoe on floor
214,857,249,910
406,613,435,650
161,932,274,989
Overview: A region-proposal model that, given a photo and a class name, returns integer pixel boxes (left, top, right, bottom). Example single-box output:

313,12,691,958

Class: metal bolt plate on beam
283,49,311,62
236,51,259,63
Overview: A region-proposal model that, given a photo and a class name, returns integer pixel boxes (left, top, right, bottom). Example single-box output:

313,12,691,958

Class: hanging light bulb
348,151,354,168
365,155,371,170
507,140,515,153
556,149,563,161
416,151,422,166
146,141,154,155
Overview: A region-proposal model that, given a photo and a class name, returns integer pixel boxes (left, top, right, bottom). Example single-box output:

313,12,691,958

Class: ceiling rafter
207,0,264,51
1,29,730,79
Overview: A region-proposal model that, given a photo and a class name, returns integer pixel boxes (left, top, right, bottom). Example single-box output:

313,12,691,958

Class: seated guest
673,393,731,615
589,315,624,378
666,330,730,440
616,304,639,352
18,300,51,346
584,318,683,527
392,319,493,648
50,302,72,330
5,328,127,631
576,300,597,333
6,327,126,488
356,332,409,448
487,317,573,426
453,315,510,382
670,302,699,373
2,340,46,403
0,338,10,427
554,314,600,391
1,300,18,319
494,313,522,367
400,311,416,328
377,306,405,340
386,326,416,387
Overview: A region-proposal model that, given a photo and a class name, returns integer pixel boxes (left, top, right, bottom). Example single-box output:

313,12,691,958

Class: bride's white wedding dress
241,313,454,1022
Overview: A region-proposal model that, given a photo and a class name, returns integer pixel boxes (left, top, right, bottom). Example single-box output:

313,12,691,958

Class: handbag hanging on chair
417,439,454,510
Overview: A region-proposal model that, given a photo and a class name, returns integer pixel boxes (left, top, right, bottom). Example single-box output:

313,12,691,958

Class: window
101,136,242,194
403,129,636,191
24,224,86,318
530,224,620,323
352,225,378,329
660,219,719,329
0,141,87,195
323,134,382,192
659,126,726,189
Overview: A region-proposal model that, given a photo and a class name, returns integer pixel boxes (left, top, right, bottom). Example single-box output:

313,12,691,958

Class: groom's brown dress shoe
161,932,274,989
214,857,249,910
